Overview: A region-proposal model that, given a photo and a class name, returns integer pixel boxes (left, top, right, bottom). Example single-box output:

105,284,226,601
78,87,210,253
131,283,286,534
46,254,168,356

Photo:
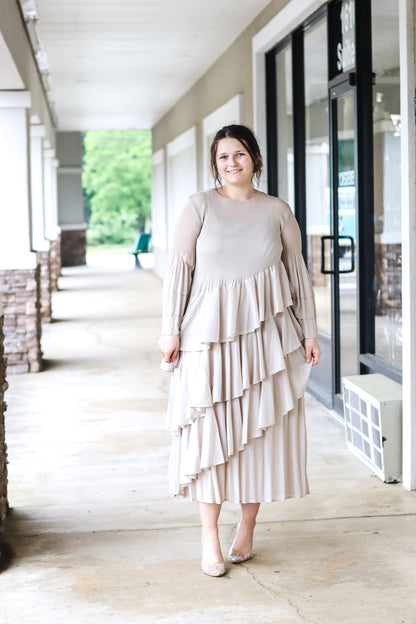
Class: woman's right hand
158,334,180,364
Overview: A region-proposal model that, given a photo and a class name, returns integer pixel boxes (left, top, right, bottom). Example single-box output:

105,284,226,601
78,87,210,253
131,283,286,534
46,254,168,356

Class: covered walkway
2,261,416,623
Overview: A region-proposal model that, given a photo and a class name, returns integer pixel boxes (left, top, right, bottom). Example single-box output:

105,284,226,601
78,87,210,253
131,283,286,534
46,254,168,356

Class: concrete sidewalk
2,262,416,624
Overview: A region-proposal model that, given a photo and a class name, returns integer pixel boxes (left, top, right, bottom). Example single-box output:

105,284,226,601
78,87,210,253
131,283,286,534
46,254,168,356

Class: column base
49,236,61,291
0,267,42,374
61,229,86,267
38,251,52,323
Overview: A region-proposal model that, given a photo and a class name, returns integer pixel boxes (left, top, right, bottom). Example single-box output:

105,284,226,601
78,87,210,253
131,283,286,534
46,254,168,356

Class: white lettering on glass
337,39,356,72
337,0,355,72
340,0,355,34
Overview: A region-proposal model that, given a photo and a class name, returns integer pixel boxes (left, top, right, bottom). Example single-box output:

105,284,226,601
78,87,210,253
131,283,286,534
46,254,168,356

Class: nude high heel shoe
228,523,254,564
201,540,227,577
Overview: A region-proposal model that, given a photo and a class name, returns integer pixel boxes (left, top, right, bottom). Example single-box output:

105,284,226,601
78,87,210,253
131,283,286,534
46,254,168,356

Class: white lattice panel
343,374,402,483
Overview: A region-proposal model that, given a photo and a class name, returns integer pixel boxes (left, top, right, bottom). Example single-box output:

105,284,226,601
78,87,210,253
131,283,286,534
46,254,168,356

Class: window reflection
276,45,294,206
304,18,331,337
372,0,401,368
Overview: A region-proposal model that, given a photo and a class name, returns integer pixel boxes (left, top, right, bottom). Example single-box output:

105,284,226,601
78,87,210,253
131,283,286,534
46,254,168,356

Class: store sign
337,0,355,73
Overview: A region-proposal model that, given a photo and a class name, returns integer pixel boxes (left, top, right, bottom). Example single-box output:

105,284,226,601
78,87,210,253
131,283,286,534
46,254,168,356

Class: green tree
82,130,151,245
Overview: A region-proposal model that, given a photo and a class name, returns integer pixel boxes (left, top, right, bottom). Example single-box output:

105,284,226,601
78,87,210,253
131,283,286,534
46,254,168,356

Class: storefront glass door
329,84,359,410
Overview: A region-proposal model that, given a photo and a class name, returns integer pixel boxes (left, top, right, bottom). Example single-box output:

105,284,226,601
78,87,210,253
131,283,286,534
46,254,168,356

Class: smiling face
216,138,255,189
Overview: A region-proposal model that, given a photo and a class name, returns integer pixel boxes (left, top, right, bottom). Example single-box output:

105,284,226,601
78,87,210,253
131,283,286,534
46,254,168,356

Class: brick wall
61,229,86,267
0,316,9,552
0,266,42,373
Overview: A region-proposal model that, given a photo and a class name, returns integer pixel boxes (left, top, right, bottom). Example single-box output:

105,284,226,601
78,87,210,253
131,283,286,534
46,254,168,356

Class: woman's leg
198,502,223,564
229,502,260,559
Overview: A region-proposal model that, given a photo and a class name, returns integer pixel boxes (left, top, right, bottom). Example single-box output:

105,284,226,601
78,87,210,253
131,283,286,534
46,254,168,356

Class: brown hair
210,124,263,188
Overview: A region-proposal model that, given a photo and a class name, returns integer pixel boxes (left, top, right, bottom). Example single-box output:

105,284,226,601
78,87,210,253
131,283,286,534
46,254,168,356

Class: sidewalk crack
243,564,318,624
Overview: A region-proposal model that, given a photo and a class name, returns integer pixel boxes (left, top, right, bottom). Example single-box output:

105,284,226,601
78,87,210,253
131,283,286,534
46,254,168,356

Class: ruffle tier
180,261,295,349
179,398,309,503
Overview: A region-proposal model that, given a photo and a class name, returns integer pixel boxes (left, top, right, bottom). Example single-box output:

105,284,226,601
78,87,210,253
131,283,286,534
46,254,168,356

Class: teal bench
129,232,151,268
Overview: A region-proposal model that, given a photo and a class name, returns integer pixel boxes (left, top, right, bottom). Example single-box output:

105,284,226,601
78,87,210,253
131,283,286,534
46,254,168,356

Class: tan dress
161,189,318,504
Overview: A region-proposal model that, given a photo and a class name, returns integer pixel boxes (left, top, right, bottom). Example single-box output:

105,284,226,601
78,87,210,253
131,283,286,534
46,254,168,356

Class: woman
159,125,320,577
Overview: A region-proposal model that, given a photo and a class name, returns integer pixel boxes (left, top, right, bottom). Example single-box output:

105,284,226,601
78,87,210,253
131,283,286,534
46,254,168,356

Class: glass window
372,0,401,368
275,44,294,206
304,17,331,338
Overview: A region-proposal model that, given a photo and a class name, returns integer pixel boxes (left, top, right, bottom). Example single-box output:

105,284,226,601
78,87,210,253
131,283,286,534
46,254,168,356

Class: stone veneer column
49,236,61,292
0,315,9,554
0,91,42,374
0,268,42,373
56,132,87,267
37,251,52,322
60,227,87,266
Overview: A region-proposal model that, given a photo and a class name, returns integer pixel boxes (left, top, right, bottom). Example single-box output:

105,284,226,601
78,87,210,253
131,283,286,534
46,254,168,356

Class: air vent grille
342,374,402,483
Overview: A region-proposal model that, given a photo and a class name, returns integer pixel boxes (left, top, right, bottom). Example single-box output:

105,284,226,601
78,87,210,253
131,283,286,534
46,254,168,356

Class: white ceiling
29,0,272,131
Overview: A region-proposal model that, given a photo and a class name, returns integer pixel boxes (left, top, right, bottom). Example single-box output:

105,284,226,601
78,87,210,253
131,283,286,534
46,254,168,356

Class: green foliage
82,130,152,245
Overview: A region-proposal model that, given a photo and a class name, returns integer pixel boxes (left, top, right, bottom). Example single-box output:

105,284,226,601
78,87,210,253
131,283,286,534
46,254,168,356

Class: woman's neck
217,184,257,202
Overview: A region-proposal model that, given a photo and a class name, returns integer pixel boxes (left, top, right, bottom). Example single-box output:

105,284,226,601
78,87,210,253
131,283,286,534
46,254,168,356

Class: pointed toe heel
201,539,227,577
201,561,227,577
228,547,253,564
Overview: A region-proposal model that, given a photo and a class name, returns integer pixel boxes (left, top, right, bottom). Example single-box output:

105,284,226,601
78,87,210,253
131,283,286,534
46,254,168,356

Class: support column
0,91,42,374
56,132,87,267
44,148,61,289
30,124,52,322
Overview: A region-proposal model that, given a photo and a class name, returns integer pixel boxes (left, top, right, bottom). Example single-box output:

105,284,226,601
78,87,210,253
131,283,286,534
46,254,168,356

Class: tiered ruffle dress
161,189,318,504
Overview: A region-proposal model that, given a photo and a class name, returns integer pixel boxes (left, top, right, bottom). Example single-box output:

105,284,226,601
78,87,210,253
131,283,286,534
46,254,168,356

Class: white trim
58,166,83,175
202,95,242,188
60,223,87,231
152,148,164,167
399,0,416,491
166,127,197,247
0,90,31,108
151,148,167,251
30,124,45,138
166,126,196,157
202,94,242,136
252,0,324,53
252,0,325,191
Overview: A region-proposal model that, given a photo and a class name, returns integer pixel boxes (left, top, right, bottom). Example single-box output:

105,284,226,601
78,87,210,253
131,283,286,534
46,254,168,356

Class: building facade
152,0,416,490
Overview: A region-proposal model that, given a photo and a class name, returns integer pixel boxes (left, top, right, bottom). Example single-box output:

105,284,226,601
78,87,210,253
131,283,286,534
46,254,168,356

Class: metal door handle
320,235,355,274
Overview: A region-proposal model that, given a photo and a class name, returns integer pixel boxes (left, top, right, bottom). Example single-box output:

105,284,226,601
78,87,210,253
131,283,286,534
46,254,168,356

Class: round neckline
212,188,260,203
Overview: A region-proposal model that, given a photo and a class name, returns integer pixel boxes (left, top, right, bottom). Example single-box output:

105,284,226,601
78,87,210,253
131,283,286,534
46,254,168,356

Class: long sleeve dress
161,188,318,504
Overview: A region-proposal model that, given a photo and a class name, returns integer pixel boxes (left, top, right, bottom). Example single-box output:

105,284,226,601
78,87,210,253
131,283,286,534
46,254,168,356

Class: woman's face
216,137,254,187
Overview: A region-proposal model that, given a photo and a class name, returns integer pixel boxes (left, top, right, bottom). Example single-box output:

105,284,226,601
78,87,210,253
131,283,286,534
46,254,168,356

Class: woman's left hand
304,338,321,366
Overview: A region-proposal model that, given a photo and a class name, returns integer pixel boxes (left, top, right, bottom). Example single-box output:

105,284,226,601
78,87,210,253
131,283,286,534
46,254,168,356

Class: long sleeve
161,196,203,335
280,207,318,339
